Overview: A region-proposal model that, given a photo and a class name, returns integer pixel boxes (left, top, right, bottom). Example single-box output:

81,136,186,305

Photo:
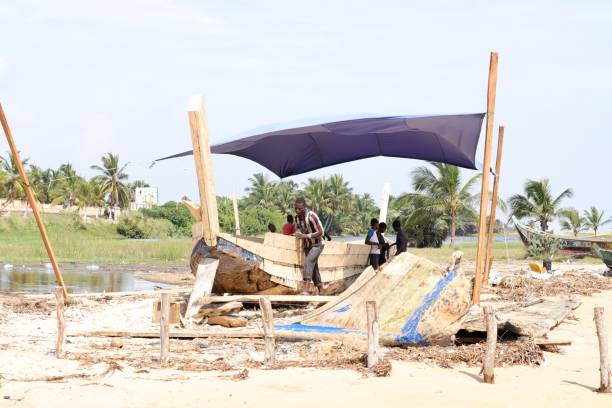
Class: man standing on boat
390,219,408,255
294,197,326,295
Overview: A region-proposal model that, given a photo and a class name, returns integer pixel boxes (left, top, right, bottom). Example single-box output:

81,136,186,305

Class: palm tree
509,179,573,231
583,206,612,236
76,181,106,221
245,173,276,209
559,207,584,237
0,152,29,203
90,153,131,210
303,177,330,215
408,162,480,247
274,180,299,215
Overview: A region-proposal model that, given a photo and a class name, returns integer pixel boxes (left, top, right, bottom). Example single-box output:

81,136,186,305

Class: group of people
269,197,410,295
365,218,408,270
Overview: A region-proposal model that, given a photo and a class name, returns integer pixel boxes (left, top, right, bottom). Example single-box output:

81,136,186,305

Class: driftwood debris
259,297,276,365
206,315,248,328
195,301,243,319
55,287,65,358
482,305,497,384
594,306,611,393
152,299,186,324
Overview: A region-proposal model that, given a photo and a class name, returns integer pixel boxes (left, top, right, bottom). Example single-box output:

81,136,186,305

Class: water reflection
0,267,173,294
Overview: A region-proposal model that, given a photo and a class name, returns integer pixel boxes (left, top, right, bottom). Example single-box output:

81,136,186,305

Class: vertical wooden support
484,126,505,285
259,296,276,365
594,306,611,393
160,293,170,363
232,189,241,236
54,287,65,358
482,305,497,384
0,103,68,299
188,95,219,247
473,52,499,305
378,182,390,224
366,300,380,367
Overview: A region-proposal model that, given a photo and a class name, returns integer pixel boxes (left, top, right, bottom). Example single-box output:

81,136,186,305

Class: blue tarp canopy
156,113,485,178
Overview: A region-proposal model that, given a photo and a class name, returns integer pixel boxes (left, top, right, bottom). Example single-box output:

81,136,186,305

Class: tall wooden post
483,126,505,285
232,189,241,236
366,300,380,367
0,103,68,299
473,52,499,304
594,306,611,393
160,293,170,363
378,182,390,224
55,287,65,358
188,95,219,247
259,296,276,365
482,305,497,384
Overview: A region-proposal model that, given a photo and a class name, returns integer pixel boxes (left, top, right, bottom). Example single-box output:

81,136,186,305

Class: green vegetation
508,178,573,231
582,206,612,236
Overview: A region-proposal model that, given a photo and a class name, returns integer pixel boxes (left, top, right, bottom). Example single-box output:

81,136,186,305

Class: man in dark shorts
391,219,408,255
294,197,326,295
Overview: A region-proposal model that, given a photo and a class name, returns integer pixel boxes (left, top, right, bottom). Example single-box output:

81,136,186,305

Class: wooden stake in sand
259,296,276,365
594,306,611,393
366,301,380,368
484,125,505,285
473,52,499,305
482,305,497,384
160,293,170,363
0,103,68,299
55,287,65,358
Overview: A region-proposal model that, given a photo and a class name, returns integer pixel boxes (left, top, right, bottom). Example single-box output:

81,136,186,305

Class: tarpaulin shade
156,113,485,178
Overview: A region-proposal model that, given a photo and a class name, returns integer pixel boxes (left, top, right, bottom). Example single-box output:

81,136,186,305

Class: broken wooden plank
195,301,243,319
152,300,186,324
206,315,248,328
197,294,337,304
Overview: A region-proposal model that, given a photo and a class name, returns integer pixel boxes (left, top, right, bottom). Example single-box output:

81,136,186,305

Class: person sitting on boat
267,223,277,233
389,219,408,255
377,222,390,266
282,214,296,235
294,197,326,295
365,218,381,269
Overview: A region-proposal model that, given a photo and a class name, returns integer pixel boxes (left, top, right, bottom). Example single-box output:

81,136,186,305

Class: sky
1,0,611,231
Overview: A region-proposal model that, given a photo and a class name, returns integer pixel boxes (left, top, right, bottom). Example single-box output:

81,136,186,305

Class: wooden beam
160,293,170,363
378,182,390,224
196,294,337,304
594,306,611,393
232,188,240,236
483,125,505,285
0,103,68,299
259,296,276,365
181,196,202,222
482,305,497,384
473,52,499,305
366,301,380,367
188,95,219,246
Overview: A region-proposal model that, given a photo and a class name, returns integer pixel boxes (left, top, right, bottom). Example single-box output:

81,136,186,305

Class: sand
1,266,611,407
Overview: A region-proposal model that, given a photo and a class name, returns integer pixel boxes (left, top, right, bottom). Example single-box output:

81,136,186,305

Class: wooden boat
190,226,371,295
275,251,472,346
513,216,612,257
593,246,612,270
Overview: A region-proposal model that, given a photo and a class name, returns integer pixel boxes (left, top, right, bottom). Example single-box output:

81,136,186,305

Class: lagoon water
0,266,173,294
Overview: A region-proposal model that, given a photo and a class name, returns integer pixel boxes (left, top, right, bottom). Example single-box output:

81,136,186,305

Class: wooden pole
483,126,505,285
378,182,390,224
366,300,380,367
259,296,276,365
0,103,68,299
160,293,170,363
594,306,611,393
55,287,65,358
232,189,241,236
188,95,219,247
473,52,499,304
482,305,497,384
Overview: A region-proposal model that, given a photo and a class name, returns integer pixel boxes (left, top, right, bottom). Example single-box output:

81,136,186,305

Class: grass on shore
0,214,604,266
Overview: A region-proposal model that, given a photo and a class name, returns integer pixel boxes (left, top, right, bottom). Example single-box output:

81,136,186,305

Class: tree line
2,150,610,244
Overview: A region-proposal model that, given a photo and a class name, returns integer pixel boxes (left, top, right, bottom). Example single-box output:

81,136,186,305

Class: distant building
131,187,158,210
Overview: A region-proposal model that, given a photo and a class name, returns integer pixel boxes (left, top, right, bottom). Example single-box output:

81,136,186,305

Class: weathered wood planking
461,297,582,337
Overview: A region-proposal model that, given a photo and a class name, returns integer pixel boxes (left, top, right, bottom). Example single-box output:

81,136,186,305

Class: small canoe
191,229,371,295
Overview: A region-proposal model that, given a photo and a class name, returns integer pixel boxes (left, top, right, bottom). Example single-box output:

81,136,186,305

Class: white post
378,182,391,223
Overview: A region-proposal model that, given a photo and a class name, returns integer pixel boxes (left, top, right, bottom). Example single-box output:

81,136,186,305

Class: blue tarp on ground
156,113,485,178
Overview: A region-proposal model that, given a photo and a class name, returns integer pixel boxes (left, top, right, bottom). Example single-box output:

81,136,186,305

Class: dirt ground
1,263,611,407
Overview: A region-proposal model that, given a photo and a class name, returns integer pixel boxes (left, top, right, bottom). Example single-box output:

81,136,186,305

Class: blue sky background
1,1,611,231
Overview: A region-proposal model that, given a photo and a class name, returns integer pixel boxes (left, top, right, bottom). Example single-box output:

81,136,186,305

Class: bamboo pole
55,287,65,358
366,301,380,367
188,95,219,247
594,306,611,393
473,52,499,304
483,126,505,285
259,296,276,365
378,182,390,224
482,305,497,384
0,103,68,299
232,189,240,236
